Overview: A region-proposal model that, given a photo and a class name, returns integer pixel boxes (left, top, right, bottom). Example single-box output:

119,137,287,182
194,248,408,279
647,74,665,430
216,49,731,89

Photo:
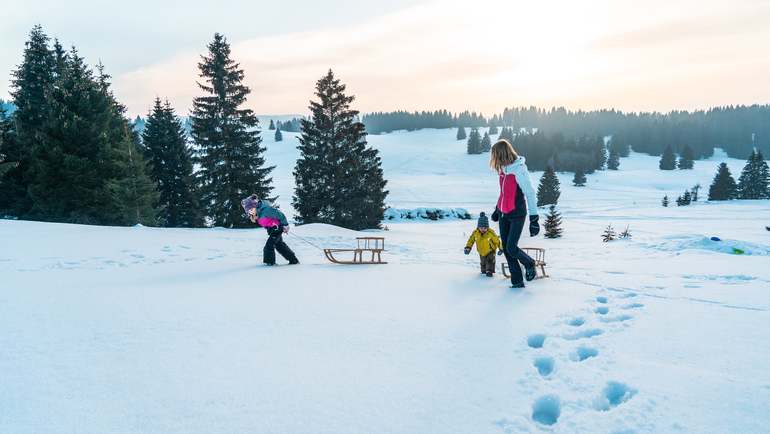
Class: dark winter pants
480,252,496,274
264,226,298,265
499,213,535,285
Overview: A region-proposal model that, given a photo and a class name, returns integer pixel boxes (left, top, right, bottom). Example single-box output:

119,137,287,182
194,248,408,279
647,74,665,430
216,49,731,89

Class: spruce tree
0,106,16,179
661,195,669,207
659,144,676,170
0,25,56,217
708,162,737,201
481,131,491,152
573,167,587,186
191,33,274,228
466,128,482,154
142,98,201,227
607,147,620,170
678,144,695,169
274,127,283,142
293,69,388,230
593,136,607,170
543,204,563,239
456,126,467,141
537,166,560,206
268,119,275,130
737,149,770,199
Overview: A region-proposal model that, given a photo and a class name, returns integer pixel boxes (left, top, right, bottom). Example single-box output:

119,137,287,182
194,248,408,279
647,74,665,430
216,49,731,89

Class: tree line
0,26,387,230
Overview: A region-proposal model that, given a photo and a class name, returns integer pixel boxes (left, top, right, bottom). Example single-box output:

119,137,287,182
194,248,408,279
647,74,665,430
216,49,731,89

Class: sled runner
501,247,548,278
323,237,387,264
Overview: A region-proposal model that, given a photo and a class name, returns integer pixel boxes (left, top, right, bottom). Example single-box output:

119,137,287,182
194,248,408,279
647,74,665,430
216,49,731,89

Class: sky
2,0,770,118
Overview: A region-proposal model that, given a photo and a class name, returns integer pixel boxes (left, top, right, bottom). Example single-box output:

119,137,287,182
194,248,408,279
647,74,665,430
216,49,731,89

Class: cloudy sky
3,0,770,117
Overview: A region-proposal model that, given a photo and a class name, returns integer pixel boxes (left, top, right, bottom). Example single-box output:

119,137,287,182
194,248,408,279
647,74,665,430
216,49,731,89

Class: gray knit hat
477,212,489,228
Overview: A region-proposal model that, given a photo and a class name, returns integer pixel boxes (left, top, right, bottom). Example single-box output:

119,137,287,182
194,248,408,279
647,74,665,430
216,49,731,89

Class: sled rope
289,232,325,251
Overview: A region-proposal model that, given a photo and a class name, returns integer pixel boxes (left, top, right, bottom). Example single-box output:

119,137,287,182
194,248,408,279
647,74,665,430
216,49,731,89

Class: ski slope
2,128,770,434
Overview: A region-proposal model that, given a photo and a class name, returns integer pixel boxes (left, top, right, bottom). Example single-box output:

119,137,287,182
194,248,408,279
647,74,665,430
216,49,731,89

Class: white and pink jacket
497,156,538,217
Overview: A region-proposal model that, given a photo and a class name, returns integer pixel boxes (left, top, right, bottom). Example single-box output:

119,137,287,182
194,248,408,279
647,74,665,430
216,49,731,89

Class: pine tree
0,106,16,179
25,48,157,225
466,128,482,154
619,225,632,239
593,136,607,170
0,25,56,217
678,144,695,169
456,126,467,141
737,149,770,199
268,119,275,130
607,147,620,170
573,167,587,186
481,131,491,152
191,33,274,228
537,166,560,206
676,190,692,206
601,224,616,242
659,144,676,170
142,98,201,227
293,69,388,230
274,127,283,142
661,195,669,207
708,162,737,201
489,125,499,135
543,204,563,239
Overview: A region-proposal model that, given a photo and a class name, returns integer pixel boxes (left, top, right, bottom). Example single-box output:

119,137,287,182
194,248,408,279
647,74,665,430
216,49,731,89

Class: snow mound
384,207,471,221
652,236,770,256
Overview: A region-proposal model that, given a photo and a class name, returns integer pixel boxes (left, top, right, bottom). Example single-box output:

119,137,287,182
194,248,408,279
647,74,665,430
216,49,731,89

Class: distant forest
362,106,770,160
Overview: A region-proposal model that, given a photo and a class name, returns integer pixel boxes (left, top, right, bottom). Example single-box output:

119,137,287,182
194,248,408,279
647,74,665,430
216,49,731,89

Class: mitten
464,247,471,255
491,208,501,222
529,215,540,237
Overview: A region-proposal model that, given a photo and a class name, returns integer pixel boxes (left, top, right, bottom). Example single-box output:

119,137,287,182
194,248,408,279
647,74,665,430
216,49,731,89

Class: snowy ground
2,128,770,433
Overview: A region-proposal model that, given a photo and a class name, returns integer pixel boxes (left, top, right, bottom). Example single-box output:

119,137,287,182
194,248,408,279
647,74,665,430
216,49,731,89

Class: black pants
264,226,298,265
499,213,534,284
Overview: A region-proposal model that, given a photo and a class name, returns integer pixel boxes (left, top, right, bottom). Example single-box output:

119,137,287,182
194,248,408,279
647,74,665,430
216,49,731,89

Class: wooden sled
323,237,387,265
501,247,549,278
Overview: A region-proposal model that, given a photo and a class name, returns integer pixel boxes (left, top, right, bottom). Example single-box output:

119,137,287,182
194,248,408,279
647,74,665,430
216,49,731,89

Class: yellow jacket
465,228,502,257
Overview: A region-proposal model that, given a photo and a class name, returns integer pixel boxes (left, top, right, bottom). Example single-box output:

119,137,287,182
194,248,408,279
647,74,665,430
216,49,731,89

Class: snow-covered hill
2,128,769,434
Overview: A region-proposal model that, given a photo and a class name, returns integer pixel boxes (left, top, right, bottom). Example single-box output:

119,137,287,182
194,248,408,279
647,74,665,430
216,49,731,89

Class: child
241,194,299,266
464,212,503,277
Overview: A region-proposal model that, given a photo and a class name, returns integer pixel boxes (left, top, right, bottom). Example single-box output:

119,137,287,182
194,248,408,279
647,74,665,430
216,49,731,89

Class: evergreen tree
737,149,770,199
191,33,274,228
659,144,676,170
676,191,692,206
573,167,587,186
142,98,201,227
678,144,695,169
26,48,157,225
293,69,388,230
537,166,560,206
274,127,283,142
466,128,482,154
0,106,17,179
268,119,275,130
708,162,738,201
481,131,491,152
661,195,669,207
609,137,630,158
543,204,562,239
0,25,56,216
456,126,467,141
607,147,620,170
601,224,616,242
593,136,607,170
489,125,499,135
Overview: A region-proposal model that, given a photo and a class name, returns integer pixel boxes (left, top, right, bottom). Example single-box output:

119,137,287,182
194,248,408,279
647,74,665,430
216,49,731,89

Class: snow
2,128,770,433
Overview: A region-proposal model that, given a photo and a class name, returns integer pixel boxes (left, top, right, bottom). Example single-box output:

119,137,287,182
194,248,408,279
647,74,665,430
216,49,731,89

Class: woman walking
489,139,540,288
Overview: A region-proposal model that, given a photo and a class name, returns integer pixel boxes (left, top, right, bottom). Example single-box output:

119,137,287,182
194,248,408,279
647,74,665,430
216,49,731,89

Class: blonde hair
490,139,519,173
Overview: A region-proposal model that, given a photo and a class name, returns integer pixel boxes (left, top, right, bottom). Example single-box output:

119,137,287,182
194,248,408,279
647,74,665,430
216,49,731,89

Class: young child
241,194,299,266
464,212,503,277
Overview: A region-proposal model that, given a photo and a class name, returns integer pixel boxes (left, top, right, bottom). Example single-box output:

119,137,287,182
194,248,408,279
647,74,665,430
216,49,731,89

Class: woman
489,139,540,288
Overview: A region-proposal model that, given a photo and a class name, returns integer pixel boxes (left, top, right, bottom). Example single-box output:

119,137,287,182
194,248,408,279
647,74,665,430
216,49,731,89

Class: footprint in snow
567,317,585,327
532,395,561,425
533,356,555,377
571,346,599,361
618,292,638,299
593,381,637,411
622,303,644,310
600,314,634,323
596,296,608,304
563,328,603,341
527,334,546,349
595,306,610,315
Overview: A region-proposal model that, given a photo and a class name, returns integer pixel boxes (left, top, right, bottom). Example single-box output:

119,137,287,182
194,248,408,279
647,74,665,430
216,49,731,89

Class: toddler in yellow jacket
464,212,504,277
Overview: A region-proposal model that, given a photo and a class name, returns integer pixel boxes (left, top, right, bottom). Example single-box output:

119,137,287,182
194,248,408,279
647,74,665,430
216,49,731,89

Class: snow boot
289,258,300,265
486,271,494,277
525,263,537,281
511,282,525,289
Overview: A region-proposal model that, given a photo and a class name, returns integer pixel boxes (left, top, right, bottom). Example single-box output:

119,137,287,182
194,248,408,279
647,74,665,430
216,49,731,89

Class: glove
282,225,290,234
497,249,504,256
464,247,471,255
491,208,501,222
529,215,540,237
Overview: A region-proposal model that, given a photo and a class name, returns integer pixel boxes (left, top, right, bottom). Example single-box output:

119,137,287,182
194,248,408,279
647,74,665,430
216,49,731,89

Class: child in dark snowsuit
241,195,299,266
464,212,503,277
